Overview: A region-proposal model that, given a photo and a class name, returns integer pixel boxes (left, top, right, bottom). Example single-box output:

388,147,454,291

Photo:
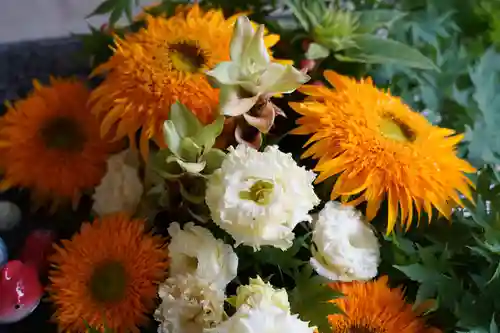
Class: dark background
0,37,90,333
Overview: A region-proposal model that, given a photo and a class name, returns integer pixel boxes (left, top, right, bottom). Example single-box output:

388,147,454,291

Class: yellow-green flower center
379,115,416,142
40,116,86,152
90,261,127,303
168,41,207,73
240,180,274,205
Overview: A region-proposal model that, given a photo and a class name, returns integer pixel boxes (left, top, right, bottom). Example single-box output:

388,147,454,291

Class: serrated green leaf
169,102,203,138
86,0,118,18
306,42,330,59
357,9,407,33
285,0,310,31
414,282,437,308
252,234,308,276
290,265,343,333
337,35,439,70
394,264,444,282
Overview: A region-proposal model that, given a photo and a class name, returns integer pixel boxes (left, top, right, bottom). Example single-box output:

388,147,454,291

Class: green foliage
145,102,225,223
87,0,136,26
385,166,500,331
285,0,436,69
289,264,343,333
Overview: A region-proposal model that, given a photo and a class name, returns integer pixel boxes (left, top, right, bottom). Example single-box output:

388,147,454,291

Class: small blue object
0,237,7,267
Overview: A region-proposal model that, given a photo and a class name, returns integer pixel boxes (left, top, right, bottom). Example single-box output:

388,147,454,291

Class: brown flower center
379,114,416,142
168,41,207,73
40,116,86,152
89,261,128,303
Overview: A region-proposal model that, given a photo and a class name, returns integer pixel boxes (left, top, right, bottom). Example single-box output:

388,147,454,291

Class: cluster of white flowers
206,144,320,250
90,14,383,333
310,201,380,281
92,149,144,217
211,276,315,333
155,223,238,333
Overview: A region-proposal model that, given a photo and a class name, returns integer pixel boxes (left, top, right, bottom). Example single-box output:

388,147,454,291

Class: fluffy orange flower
90,4,282,160
0,78,112,210
290,71,475,233
329,277,440,333
48,213,168,333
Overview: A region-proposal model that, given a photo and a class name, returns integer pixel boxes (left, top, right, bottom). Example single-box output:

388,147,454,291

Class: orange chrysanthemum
329,277,440,333
48,213,168,333
90,4,282,159
0,78,112,210
290,71,475,233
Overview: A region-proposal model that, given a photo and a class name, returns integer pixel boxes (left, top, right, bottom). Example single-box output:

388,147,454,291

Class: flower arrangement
0,1,499,333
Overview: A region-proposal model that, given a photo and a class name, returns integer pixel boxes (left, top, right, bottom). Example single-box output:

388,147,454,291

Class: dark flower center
40,116,86,152
379,114,416,142
89,261,128,303
168,41,207,73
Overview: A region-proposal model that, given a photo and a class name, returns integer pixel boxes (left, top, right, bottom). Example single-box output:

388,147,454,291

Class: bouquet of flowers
0,1,499,333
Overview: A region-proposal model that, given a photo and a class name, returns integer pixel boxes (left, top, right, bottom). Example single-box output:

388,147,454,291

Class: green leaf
394,263,444,282
306,43,330,59
86,0,118,18
490,316,499,333
290,265,343,333
357,9,407,33
178,180,206,204
169,102,203,138
179,137,202,162
193,116,225,151
203,148,226,174
336,35,439,70
285,0,311,31
162,120,182,157
252,234,308,276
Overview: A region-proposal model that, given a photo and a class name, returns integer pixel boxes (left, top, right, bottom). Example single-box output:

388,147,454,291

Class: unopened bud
300,59,316,72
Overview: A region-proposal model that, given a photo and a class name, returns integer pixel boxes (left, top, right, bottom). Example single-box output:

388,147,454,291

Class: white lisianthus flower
310,201,380,281
156,274,225,333
168,222,238,289
210,305,315,333
205,144,320,250
233,276,289,312
92,149,143,217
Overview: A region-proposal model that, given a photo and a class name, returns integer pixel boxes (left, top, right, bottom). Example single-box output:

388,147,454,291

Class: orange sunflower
329,277,440,333
90,4,283,160
290,71,475,233
48,213,168,333
0,78,112,210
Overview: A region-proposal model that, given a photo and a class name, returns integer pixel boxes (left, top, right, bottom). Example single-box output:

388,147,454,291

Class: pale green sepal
169,101,202,138
230,16,255,62
220,86,259,117
162,120,182,156
260,64,310,94
203,148,226,174
205,62,239,86
193,116,225,151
